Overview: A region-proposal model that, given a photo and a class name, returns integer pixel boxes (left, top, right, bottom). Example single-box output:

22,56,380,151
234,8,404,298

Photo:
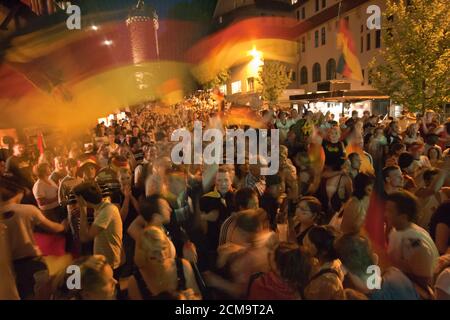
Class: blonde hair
136,226,172,265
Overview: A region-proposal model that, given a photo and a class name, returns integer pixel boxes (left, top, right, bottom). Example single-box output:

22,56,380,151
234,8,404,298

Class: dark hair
139,194,167,223
389,143,405,156
382,165,400,182
334,234,375,278
425,134,439,146
386,191,419,222
306,226,338,262
423,168,439,183
398,152,414,170
353,173,375,200
274,242,314,293
0,177,26,201
73,182,103,205
234,187,258,210
235,209,265,234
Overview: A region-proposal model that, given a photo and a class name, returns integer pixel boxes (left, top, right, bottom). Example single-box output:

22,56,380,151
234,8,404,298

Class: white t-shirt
388,223,439,278
32,179,59,211
93,200,124,269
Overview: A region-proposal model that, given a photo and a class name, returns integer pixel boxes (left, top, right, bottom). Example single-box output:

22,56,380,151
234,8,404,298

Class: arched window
312,63,321,82
326,58,336,80
300,66,308,84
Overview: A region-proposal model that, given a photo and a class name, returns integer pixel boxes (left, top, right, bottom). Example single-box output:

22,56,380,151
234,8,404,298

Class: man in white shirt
385,191,439,287
73,182,124,278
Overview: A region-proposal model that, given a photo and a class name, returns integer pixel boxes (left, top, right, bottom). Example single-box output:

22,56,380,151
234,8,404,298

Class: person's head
118,168,132,189
348,153,361,171
265,174,284,198
54,156,66,172
353,173,375,200
389,121,400,134
294,196,323,227
52,255,117,300
248,155,267,178
13,143,25,157
0,176,25,203
304,225,338,263
73,182,103,207
235,209,267,242
132,126,140,137
352,110,358,120
290,108,299,119
33,162,51,179
215,168,232,195
398,152,416,175
385,191,419,228
389,143,406,157
334,234,378,285
369,115,378,125
268,242,315,293
234,187,259,210
327,126,341,143
139,194,171,224
66,158,78,177
405,123,418,138
374,126,384,137
363,110,370,118
279,111,287,121
382,165,404,189
108,133,116,144
145,144,158,161
427,146,441,162
136,226,173,265
80,162,97,180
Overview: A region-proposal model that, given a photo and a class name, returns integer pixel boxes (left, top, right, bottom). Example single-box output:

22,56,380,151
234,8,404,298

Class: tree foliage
368,0,450,113
202,69,230,89
257,61,292,105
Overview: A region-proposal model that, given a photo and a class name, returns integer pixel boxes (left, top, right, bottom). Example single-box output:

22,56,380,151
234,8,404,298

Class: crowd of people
1,91,449,300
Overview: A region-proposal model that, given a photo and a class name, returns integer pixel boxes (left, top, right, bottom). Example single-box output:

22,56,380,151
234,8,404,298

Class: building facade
215,0,390,114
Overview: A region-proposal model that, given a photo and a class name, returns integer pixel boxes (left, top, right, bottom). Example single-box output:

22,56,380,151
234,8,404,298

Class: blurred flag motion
0,2,301,128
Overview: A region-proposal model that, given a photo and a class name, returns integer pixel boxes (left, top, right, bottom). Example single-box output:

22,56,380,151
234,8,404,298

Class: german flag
336,19,363,82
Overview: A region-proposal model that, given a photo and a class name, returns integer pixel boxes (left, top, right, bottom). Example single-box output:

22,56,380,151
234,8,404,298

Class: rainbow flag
336,19,363,82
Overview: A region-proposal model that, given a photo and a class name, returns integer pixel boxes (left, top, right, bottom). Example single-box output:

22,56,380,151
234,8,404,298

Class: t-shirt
435,267,450,296
0,203,43,260
368,267,420,300
32,179,60,211
93,201,124,269
388,224,439,278
322,140,346,167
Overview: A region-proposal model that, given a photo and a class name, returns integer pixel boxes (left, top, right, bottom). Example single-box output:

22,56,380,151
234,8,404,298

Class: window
302,37,306,52
300,66,308,84
366,33,371,51
326,59,336,80
219,84,227,95
296,10,300,20
368,69,373,85
231,81,242,94
301,7,305,19
376,30,381,48
361,69,365,85
247,78,254,92
321,27,326,45
360,36,363,53
312,63,321,82
315,0,319,12
314,30,319,48
291,72,296,81
322,0,326,8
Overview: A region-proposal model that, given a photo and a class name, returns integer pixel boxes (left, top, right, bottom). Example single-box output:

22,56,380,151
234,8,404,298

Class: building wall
295,0,386,92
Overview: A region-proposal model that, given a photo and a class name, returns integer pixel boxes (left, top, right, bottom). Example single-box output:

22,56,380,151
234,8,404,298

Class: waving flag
336,19,363,82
